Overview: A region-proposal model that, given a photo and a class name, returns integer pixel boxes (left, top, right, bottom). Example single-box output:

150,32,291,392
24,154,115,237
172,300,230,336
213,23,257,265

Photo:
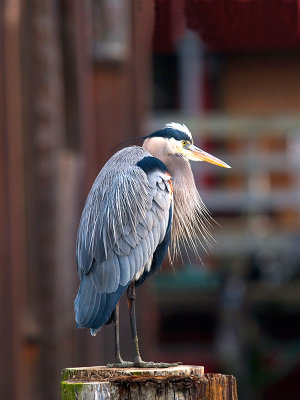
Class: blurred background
1,0,300,399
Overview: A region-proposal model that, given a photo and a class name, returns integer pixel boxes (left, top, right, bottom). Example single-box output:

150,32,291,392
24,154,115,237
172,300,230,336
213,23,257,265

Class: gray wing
74,147,172,333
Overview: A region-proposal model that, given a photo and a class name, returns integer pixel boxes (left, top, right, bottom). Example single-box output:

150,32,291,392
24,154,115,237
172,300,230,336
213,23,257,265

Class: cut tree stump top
61,365,238,400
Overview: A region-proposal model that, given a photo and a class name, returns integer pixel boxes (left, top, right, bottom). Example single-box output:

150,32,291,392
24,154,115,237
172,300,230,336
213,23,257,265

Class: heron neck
142,141,212,260
141,138,197,197
164,154,208,261
163,154,196,194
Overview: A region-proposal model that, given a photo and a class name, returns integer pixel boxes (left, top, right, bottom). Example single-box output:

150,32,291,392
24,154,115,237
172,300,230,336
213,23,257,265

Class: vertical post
61,366,238,400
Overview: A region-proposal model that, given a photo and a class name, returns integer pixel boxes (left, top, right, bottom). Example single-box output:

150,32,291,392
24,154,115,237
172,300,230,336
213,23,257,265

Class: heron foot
107,360,135,368
107,360,182,368
133,360,183,368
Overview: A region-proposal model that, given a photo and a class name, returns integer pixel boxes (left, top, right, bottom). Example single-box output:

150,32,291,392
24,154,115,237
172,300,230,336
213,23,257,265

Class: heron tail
74,274,127,335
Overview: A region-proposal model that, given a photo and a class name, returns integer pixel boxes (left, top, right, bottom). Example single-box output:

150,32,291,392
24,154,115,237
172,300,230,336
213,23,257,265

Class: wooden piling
61,365,238,399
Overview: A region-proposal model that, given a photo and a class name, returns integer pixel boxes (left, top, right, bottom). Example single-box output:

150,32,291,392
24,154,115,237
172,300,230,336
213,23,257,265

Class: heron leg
127,282,143,364
114,303,123,363
107,303,134,368
127,282,182,368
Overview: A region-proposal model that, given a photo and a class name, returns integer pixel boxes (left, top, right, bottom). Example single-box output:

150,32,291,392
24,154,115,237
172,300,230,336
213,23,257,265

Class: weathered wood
1,1,26,399
61,366,238,400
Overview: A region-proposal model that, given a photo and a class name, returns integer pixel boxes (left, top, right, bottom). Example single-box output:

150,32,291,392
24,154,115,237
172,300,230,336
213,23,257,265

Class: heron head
143,122,231,168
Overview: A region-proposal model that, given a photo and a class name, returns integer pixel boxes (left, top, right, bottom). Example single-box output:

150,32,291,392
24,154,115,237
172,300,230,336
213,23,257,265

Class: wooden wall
0,1,154,399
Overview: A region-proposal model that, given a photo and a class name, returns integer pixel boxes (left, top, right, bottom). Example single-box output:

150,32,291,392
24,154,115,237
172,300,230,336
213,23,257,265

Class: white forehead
165,122,192,140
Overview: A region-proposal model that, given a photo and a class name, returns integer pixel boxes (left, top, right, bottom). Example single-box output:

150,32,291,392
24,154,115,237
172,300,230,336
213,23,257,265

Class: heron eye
182,140,187,146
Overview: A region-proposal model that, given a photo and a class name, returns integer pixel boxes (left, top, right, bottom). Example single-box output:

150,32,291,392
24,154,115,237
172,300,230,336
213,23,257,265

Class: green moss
61,381,84,400
61,369,77,382
130,371,142,376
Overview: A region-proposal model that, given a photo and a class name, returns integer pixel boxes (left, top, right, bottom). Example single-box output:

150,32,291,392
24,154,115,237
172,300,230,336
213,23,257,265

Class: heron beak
186,144,231,168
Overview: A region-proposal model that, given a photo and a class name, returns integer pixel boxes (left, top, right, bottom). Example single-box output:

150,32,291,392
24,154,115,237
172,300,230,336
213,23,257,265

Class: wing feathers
75,148,172,331
114,236,131,256
136,223,148,239
119,256,131,286
123,230,137,248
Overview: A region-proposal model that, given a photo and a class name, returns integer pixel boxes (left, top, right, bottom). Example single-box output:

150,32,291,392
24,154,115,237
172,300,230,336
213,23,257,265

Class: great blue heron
75,123,230,368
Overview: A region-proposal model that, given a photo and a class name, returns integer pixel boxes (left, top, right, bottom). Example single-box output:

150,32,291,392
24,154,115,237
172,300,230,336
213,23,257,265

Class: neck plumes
142,138,213,261
164,155,213,261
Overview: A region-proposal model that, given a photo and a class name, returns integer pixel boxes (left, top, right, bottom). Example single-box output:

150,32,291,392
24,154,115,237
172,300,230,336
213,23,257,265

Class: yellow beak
186,144,231,168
